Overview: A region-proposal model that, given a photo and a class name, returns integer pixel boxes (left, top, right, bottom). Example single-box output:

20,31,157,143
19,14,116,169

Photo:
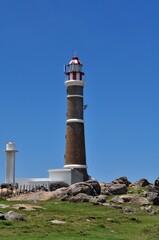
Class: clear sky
0,0,159,184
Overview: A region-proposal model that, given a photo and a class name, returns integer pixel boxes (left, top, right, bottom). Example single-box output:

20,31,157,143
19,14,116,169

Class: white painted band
4,150,18,152
64,164,87,169
66,119,84,123
67,94,83,98
64,80,85,87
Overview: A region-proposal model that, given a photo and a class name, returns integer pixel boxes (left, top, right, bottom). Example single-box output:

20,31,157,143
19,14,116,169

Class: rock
153,197,159,205
111,194,134,204
130,217,138,221
141,205,156,214
51,220,66,224
0,188,12,196
0,212,5,220
130,196,149,206
123,206,135,214
154,178,159,187
86,180,101,195
102,203,122,209
5,211,26,221
108,184,127,195
120,194,134,202
111,196,124,204
0,204,9,209
94,195,107,203
113,177,131,187
100,186,111,195
146,192,158,201
102,203,111,207
89,195,106,205
99,182,107,188
50,187,69,199
146,184,159,194
49,181,69,191
107,218,114,222
11,204,45,211
145,205,153,213
135,178,150,187
9,188,68,201
69,193,92,203
67,182,94,196
109,204,122,209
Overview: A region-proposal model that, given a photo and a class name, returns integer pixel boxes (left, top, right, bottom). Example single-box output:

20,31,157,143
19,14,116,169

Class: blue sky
0,0,159,184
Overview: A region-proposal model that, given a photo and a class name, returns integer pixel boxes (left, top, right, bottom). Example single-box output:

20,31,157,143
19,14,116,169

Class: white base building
16,168,83,191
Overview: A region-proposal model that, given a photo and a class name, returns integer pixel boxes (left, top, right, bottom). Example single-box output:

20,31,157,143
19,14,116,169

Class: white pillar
4,141,18,184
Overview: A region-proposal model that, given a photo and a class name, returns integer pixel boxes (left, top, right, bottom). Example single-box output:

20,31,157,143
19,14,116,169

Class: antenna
72,49,77,57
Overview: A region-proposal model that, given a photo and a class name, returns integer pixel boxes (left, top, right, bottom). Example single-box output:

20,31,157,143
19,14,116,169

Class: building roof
69,56,82,65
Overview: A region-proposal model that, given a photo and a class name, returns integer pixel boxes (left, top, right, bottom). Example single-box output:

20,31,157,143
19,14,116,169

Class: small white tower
4,141,18,184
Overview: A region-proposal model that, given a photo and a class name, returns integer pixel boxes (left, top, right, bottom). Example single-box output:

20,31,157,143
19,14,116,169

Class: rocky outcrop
6,177,159,212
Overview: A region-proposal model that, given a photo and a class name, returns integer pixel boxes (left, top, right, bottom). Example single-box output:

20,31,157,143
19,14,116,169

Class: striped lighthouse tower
64,56,88,181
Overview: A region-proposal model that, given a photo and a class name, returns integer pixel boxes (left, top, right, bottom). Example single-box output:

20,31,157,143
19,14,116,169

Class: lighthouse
4,141,18,184
64,56,88,181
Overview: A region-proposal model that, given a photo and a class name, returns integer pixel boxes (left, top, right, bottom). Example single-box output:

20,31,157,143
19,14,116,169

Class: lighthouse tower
4,141,18,184
64,56,88,181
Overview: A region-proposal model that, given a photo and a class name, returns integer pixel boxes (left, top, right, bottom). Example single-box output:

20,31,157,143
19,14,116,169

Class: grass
0,198,159,240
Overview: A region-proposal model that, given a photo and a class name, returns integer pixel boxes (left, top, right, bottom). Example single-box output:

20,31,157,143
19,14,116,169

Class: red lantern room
65,56,84,81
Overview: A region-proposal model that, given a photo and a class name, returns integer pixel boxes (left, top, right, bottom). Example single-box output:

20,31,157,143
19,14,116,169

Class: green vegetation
0,198,159,240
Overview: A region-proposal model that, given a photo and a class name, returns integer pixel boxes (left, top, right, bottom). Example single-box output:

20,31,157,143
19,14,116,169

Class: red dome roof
69,56,82,65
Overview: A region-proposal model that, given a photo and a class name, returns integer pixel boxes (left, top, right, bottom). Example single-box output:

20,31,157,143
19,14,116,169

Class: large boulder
9,188,68,201
86,180,101,195
5,211,26,221
135,178,150,187
69,193,92,203
67,182,94,196
130,196,149,206
146,192,158,201
108,184,127,195
153,197,159,206
113,177,131,187
111,195,134,204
